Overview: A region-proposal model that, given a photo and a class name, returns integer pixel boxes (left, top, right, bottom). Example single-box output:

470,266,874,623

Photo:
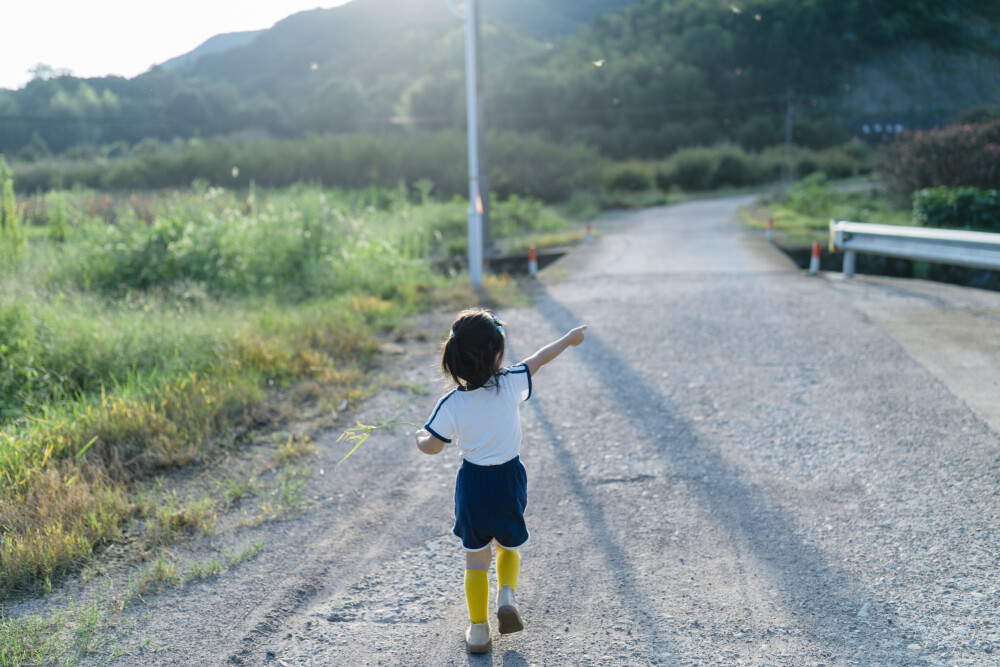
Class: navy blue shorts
453,456,529,552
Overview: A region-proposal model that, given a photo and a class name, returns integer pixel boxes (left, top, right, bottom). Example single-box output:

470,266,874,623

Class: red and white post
766,217,774,242
809,241,821,275
528,245,538,277
585,221,592,243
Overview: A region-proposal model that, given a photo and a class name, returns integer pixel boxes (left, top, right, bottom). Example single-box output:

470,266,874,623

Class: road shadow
463,648,528,666
518,284,885,653
500,649,529,666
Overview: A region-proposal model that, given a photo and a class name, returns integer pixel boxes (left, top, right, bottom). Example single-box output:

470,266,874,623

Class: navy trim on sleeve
424,390,456,443
423,424,451,444
427,389,456,423
509,362,532,400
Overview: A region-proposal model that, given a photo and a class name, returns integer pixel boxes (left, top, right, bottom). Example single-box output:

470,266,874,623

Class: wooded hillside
0,0,996,161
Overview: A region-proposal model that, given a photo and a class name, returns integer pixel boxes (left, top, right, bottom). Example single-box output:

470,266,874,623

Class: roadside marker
585,221,592,243
766,217,774,242
528,246,538,277
809,241,821,275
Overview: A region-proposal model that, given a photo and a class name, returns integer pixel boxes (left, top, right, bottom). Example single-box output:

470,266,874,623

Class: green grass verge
0,183,530,598
739,175,913,248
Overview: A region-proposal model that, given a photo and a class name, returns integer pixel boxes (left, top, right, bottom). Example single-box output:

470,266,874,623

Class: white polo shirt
424,363,532,465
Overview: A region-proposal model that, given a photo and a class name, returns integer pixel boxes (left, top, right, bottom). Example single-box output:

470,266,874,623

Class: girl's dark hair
442,308,505,390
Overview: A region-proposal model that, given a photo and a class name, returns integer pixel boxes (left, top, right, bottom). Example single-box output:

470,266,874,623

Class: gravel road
87,196,1000,666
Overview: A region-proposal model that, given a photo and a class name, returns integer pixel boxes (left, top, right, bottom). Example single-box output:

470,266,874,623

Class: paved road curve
96,197,1000,666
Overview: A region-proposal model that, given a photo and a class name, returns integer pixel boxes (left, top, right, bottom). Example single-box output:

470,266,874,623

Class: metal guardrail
829,220,1000,278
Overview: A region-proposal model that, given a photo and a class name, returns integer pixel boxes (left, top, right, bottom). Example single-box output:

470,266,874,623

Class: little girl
415,308,587,653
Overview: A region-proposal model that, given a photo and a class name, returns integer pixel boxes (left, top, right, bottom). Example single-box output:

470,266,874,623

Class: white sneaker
465,621,491,653
496,585,524,634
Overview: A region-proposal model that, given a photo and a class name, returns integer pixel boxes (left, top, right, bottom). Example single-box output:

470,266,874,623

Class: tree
27,63,73,81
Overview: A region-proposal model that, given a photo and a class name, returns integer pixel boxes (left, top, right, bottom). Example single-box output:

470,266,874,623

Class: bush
11,131,607,204
878,120,1000,204
840,141,875,163
490,194,568,237
712,152,755,188
662,148,717,191
605,162,654,192
756,144,871,182
560,191,600,220
784,172,833,218
955,106,1000,125
658,146,768,192
814,149,860,179
913,186,1000,232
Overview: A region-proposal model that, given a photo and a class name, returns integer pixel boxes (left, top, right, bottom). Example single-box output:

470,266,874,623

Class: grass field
739,174,913,248
0,182,567,601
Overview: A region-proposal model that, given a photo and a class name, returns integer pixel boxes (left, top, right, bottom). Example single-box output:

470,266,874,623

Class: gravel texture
76,196,999,666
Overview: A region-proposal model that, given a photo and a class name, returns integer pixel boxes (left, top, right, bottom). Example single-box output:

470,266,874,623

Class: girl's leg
464,547,492,624
494,543,524,634
495,544,520,591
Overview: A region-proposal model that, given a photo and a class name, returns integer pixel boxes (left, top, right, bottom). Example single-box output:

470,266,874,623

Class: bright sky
0,1,354,91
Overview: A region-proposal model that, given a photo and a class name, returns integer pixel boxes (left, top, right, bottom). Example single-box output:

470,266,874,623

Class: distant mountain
175,0,637,95
2,0,996,160
160,31,265,70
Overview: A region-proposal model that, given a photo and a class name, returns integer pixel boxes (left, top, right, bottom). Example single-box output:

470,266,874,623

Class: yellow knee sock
464,569,489,624
496,546,520,591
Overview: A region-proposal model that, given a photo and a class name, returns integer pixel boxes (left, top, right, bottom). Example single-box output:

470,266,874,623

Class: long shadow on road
523,284,888,656
516,376,672,663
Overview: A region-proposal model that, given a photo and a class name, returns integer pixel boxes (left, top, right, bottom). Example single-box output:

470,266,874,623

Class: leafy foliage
11,131,604,203
913,186,1000,232
655,144,871,192
784,172,833,219
877,120,1000,204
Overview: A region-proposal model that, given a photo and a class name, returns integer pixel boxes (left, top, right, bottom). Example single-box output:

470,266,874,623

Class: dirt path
79,197,999,666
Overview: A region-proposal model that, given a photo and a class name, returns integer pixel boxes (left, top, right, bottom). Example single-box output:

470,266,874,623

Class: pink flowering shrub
878,120,1000,204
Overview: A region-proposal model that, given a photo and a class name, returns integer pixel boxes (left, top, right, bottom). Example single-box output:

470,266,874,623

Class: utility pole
445,0,488,285
474,5,491,256
784,88,794,185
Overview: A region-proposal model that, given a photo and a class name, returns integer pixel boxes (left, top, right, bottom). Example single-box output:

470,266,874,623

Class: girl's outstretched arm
415,428,446,455
522,325,587,376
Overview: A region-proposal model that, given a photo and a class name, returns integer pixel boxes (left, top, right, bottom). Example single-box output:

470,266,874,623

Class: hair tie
491,315,506,338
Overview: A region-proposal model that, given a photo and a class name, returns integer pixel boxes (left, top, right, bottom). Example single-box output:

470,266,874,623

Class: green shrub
840,141,875,164
11,132,607,205
913,186,1000,232
605,162,654,192
658,146,769,192
560,191,600,220
955,106,1000,125
490,194,569,237
712,152,755,188
784,172,833,218
664,148,717,191
813,149,859,179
